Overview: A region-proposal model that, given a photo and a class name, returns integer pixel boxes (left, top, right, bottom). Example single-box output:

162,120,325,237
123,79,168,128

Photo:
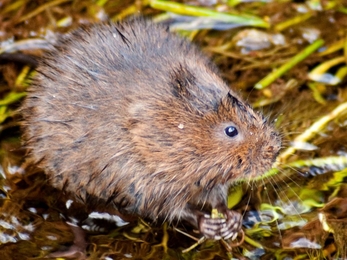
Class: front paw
198,210,242,240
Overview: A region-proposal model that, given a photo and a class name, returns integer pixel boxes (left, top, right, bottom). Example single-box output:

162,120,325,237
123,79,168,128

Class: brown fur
21,18,281,238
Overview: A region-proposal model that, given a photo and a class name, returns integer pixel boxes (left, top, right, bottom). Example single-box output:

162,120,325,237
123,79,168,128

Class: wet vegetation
0,0,347,259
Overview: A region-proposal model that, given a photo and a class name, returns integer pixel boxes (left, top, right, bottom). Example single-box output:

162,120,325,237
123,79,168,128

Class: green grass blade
150,0,269,28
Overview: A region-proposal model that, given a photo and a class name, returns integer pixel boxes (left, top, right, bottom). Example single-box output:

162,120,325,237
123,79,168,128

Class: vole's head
131,63,281,189
202,91,282,185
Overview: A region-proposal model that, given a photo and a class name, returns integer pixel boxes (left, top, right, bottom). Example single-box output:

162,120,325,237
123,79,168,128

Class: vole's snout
271,130,282,145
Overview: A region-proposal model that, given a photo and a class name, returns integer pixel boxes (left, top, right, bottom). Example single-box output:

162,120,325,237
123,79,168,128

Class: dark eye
224,126,238,137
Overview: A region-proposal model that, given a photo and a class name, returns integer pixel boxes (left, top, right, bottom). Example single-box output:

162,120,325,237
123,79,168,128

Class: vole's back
22,18,281,238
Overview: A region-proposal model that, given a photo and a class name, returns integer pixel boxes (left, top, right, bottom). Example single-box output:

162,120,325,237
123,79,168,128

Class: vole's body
22,18,281,239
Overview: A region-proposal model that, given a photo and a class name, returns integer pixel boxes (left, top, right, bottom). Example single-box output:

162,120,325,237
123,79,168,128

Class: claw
199,209,242,240
231,232,238,241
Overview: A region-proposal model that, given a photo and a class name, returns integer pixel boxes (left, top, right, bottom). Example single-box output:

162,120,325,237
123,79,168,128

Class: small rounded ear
170,63,195,99
218,92,256,121
227,92,248,111
218,92,241,113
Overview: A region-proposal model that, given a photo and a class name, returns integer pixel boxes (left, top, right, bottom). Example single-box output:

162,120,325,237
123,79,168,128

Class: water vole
21,18,281,240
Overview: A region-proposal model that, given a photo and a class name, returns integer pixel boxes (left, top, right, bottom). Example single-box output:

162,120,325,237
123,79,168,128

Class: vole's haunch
21,18,281,240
